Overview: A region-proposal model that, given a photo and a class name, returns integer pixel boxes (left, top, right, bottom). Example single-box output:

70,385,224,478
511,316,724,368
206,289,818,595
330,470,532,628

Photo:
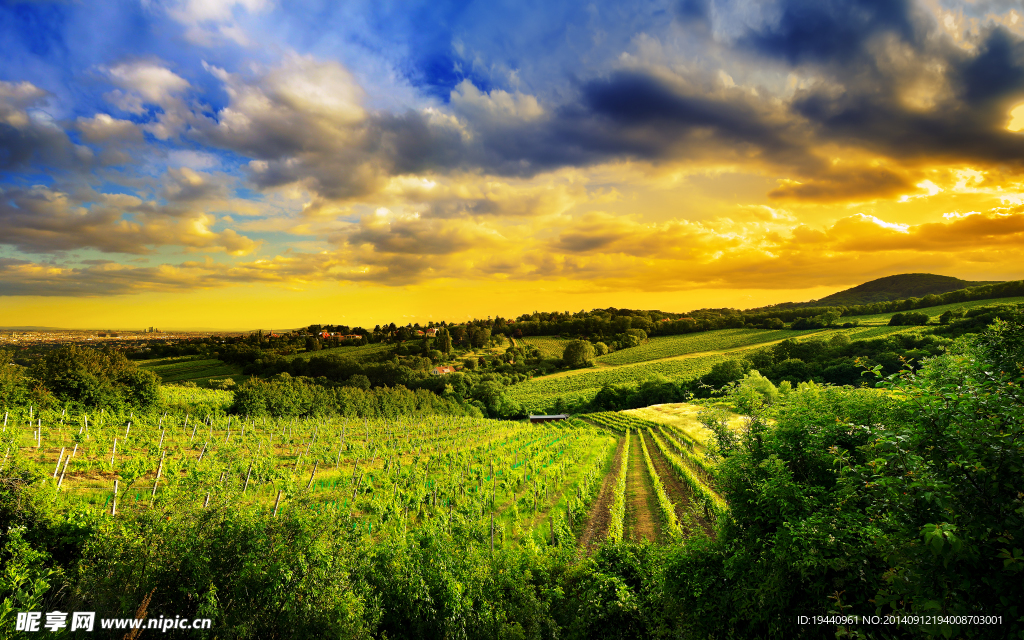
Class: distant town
0,327,245,349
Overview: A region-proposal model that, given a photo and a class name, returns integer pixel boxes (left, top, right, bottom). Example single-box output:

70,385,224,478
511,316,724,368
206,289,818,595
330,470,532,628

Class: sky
1,0,1024,330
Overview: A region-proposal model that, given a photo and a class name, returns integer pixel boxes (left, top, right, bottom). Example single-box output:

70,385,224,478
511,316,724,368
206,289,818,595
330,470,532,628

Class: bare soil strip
642,430,715,537
578,435,625,551
624,432,660,543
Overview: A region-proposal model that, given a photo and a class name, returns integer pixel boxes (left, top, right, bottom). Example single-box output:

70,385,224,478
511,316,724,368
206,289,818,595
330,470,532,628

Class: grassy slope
519,337,575,359
847,296,1024,324
160,386,234,410
140,357,243,384
507,324,924,413
288,342,394,362
624,403,744,448
507,353,732,413
596,328,821,366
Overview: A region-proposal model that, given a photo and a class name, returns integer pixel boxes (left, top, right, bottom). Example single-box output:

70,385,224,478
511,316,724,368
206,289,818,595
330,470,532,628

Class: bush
32,345,160,411
888,311,929,326
232,375,478,418
730,370,778,412
563,340,596,368
702,359,745,389
0,350,31,408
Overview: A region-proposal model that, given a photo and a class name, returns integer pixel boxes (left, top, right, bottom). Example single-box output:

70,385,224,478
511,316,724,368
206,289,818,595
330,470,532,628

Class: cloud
0,184,259,255
147,0,271,45
160,166,230,203
75,114,144,143
100,60,194,139
0,80,91,171
104,60,190,105
0,251,323,297
450,80,545,125
739,0,925,65
822,210,1024,251
768,166,913,201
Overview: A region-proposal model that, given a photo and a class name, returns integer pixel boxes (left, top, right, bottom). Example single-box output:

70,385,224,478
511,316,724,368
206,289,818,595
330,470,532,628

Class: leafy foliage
33,345,160,411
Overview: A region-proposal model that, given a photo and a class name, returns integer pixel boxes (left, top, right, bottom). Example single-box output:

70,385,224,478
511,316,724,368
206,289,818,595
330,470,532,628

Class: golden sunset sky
1,0,1023,329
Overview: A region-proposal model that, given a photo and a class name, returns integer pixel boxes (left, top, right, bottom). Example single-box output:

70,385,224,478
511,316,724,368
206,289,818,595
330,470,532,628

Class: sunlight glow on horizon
1,0,1023,327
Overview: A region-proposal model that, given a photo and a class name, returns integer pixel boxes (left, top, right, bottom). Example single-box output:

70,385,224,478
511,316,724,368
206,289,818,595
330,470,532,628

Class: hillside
796,273,1002,307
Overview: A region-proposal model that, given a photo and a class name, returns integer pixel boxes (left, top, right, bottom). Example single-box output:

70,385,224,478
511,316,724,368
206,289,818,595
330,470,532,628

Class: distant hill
796,274,1004,308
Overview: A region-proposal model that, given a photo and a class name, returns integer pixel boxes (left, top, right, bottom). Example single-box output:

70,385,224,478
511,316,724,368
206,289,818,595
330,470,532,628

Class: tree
703,359,745,389
471,327,491,348
0,350,30,407
33,345,160,410
436,328,452,355
345,374,371,390
594,342,609,356
563,340,596,368
730,370,779,412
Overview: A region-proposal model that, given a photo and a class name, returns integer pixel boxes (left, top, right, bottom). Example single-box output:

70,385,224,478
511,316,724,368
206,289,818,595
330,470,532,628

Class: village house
430,365,456,376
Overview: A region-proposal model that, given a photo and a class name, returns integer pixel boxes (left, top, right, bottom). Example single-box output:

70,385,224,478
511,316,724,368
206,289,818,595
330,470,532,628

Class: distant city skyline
2,0,1023,329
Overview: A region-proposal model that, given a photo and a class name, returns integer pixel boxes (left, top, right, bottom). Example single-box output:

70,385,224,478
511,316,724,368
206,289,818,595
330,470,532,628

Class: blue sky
1,0,1024,328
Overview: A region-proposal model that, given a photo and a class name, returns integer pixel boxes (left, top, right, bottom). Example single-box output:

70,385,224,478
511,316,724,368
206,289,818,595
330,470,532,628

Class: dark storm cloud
0,80,91,172
572,71,809,163
739,0,924,65
956,27,1024,106
789,24,1024,167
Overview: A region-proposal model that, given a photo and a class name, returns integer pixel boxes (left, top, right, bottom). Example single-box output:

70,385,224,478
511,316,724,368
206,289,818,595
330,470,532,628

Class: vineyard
519,336,575,359
140,357,243,385
289,341,394,362
507,352,732,413
0,407,635,550
846,295,1024,325
0,404,731,551
595,328,819,366
159,386,235,411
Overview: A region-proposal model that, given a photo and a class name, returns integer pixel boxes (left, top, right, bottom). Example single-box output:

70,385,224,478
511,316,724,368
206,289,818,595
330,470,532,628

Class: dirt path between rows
625,432,660,543
578,435,624,552
643,430,715,538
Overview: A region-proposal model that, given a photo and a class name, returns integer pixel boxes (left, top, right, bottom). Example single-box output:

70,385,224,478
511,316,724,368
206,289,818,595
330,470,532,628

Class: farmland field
519,336,575,359
596,328,821,366
289,341,394,362
507,352,732,413
837,325,921,339
140,357,244,385
160,386,235,411
1,406,641,550
624,403,744,449
845,296,1024,325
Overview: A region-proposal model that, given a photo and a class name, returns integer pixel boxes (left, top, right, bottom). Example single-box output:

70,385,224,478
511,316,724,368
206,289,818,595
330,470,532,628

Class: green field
596,328,820,366
519,336,575,359
140,357,244,385
846,296,1024,325
508,352,732,413
160,385,235,410
4,407,623,550
289,342,394,362
837,325,922,340
507,324,931,413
